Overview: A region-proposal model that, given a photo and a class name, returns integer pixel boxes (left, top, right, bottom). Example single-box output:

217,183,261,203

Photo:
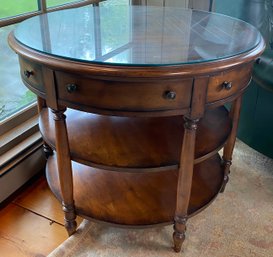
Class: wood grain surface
46,153,224,226
40,106,232,170
0,177,67,257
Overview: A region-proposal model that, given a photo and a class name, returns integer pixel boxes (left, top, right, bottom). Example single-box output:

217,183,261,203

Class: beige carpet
47,140,273,257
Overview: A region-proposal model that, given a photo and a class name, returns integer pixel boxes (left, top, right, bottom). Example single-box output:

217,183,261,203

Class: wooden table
9,5,264,252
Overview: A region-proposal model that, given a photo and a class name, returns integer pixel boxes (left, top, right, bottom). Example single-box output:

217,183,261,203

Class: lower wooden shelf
46,153,224,227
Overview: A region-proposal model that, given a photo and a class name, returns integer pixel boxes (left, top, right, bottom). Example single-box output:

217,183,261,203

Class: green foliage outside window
0,0,128,121
0,0,84,19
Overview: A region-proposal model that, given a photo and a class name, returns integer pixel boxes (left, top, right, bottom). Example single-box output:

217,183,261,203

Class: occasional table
9,5,264,252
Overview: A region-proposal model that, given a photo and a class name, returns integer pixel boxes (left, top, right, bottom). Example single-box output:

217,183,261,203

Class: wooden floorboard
0,203,67,257
13,176,83,226
0,175,81,257
13,176,65,225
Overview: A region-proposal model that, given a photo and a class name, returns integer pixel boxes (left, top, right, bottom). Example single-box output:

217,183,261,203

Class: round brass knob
23,70,33,78
222,81,232,90
66,83,77,93
164,90,176,100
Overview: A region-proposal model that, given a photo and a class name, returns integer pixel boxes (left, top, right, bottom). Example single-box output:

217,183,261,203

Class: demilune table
8,4,264,252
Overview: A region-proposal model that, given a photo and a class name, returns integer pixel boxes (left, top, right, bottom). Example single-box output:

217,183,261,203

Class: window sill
0,113,39,155
0,131,43,176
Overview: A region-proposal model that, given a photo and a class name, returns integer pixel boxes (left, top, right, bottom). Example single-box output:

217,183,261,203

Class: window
0,0,130,123
0,0,133,201
0,0,39,20
47,0,79,7
0,0,98,120
0,0,99,170
0,24,36,122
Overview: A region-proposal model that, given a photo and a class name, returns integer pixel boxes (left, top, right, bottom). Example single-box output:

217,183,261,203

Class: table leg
52,108,77,235
173,117,198,252
37,96,53,159
221,96,242,193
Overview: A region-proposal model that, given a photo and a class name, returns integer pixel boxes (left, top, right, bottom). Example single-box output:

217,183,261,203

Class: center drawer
55,71,193,113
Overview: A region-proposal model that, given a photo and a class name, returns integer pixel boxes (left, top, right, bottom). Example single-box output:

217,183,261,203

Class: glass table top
14,5,262,66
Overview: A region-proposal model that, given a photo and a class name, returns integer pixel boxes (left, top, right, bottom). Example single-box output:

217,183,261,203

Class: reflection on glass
46,0,81,8
100,6,130,57
14,5,262,66
0,0,38,19
0,25,35,121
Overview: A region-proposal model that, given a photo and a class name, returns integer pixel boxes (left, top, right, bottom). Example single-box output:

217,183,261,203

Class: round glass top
14,5,262,66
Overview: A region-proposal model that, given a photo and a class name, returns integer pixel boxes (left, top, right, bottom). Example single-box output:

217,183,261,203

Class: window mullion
0,11,42,27
38,0,47,13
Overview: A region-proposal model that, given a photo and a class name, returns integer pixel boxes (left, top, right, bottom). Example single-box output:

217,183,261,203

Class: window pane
0,0,38,20
47,0,82,7
0,25,36,121
100,0,130,58
100,0,130,6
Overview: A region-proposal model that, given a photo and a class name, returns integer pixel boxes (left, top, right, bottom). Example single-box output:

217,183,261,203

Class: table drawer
55,71,193,112
207,64,252,103
19,57,44,94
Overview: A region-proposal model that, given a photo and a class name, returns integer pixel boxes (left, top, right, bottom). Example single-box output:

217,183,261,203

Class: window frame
0,0,101,170
0,0,101,27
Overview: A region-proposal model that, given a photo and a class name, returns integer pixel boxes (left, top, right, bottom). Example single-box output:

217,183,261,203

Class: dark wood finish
220,96,243,193
37,95,46,113
43,142,54,159
39,107,232,170
8,33,265,117
37,96,53,159
46,153,224,225
42,66,58,110
19,57,45,97
173,118,199,252
8,13,265,252
189,76,209,118
207,64,253,104
51,108,77,235
56,71,193,113
173,75,208,252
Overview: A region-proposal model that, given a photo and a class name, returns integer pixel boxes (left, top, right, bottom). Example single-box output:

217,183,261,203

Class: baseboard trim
0,146,46,203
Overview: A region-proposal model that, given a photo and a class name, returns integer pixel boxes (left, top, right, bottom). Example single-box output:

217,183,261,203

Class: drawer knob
222,81,232,90
164,90,176,100
23,70,33,78
66,83,77,93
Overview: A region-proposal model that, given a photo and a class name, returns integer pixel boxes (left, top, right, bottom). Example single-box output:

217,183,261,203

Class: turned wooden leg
37,97,54,159
221,159,232,192
37,96,46,113
62,202,77,235
52,108,77,235
221,96,242,193
43,142,53,159
173,216,187,252
173,117,198,252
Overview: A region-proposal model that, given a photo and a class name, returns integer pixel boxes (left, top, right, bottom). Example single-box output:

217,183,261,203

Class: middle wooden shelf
39,106,232,172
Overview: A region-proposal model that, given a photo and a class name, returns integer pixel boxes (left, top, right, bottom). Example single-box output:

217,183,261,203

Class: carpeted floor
47,140,273,257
